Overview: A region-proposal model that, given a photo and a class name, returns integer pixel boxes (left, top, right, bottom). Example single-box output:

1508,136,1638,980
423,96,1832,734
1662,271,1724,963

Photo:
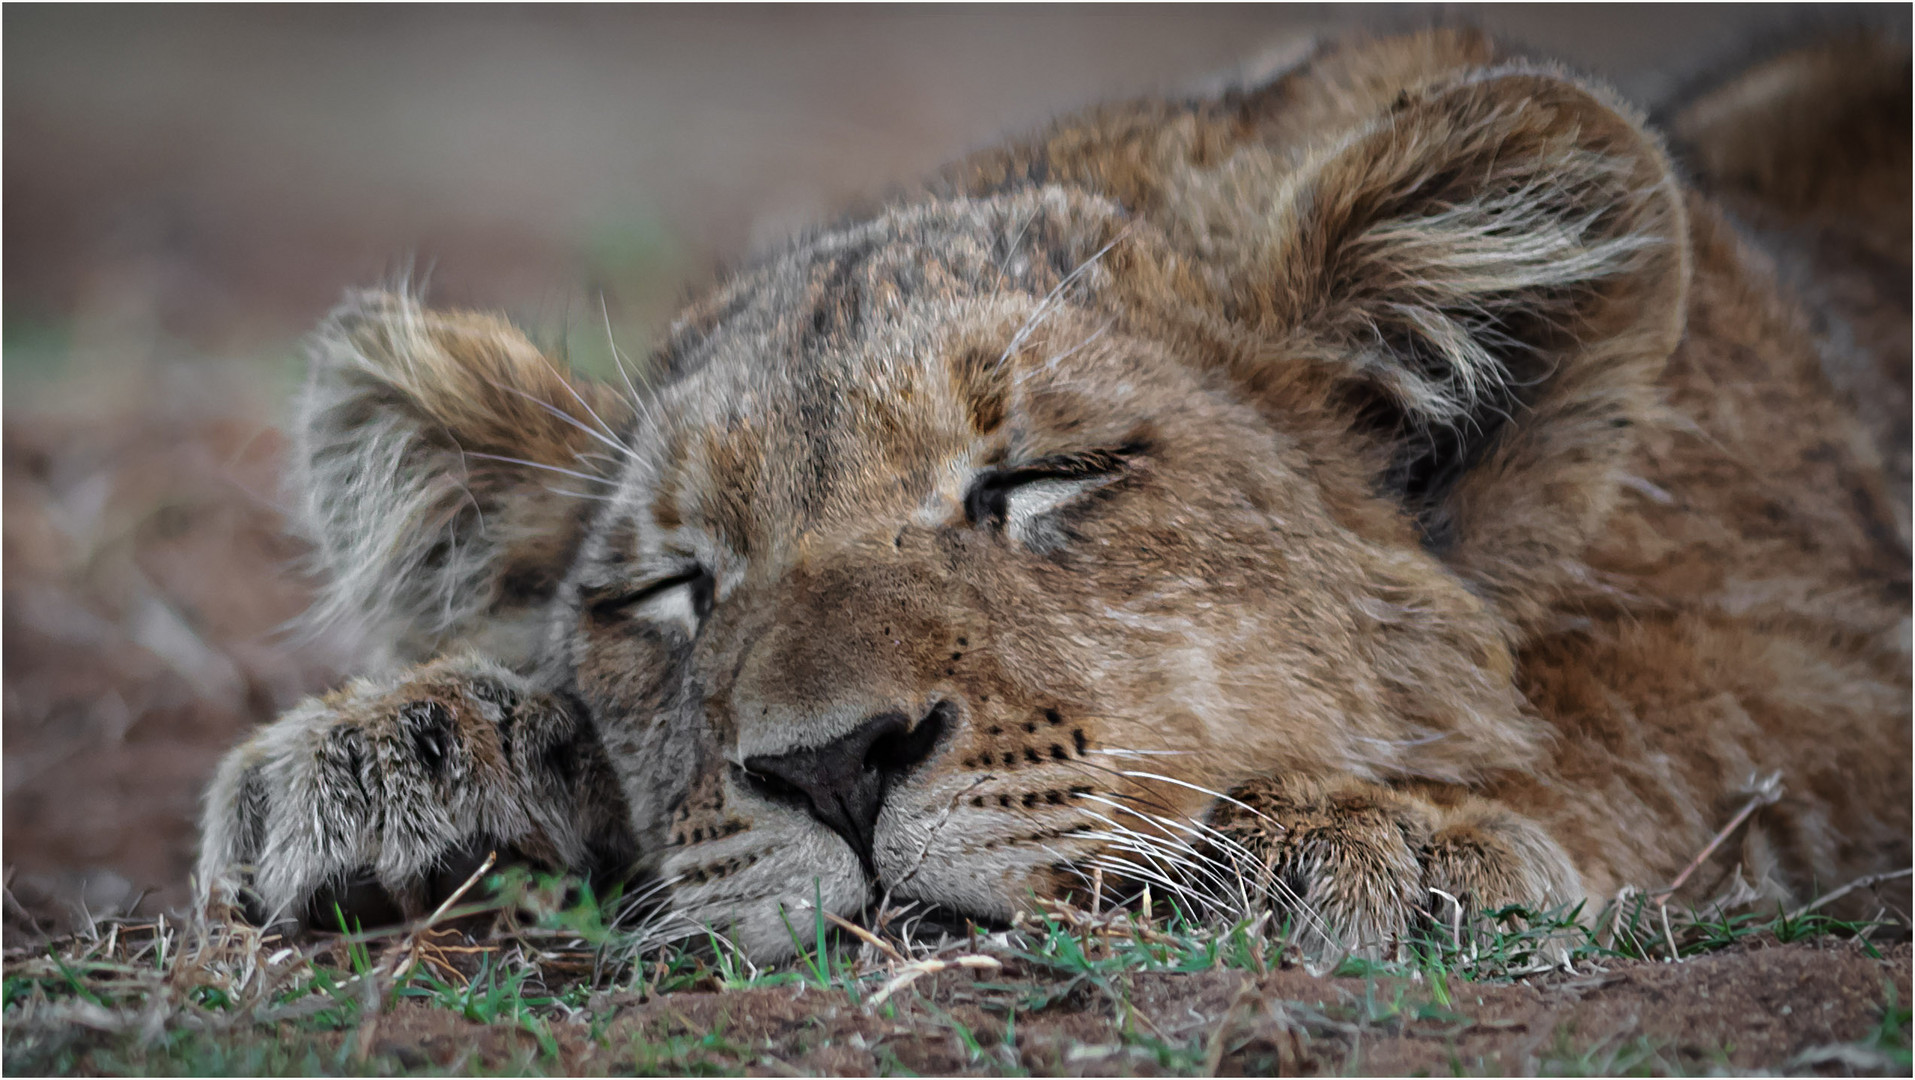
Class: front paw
1211,776,1581,958
196,654,607,926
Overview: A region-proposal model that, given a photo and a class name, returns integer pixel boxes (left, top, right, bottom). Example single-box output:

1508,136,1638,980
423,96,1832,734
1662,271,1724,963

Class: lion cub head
291,33,1687,955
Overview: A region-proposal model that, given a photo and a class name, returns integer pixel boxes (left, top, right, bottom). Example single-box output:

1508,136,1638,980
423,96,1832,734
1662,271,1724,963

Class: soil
543,939,1911,1076
26,936,1907,1076
4,6,1910,1075
3,409,342,927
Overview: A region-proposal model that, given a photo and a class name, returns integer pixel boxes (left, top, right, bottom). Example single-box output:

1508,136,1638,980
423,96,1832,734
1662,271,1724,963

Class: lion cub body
199,30,1909,958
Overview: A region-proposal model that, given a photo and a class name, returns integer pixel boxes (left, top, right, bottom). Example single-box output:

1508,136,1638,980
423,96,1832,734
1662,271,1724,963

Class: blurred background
6,3,1909,936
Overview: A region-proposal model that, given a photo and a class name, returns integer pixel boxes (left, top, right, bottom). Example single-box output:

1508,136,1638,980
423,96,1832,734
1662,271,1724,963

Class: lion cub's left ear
1238,68,1689,624
291,291,632,666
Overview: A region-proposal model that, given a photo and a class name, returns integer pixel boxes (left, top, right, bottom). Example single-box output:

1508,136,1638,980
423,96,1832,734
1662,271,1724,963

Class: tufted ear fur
291,291,631,668
1232,66,1690,627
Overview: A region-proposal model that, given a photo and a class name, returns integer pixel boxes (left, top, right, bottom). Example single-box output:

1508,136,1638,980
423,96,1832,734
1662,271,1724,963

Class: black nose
741,701,950,874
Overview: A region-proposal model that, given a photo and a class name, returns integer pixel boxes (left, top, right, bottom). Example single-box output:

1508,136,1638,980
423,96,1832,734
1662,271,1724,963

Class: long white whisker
1050,785,1337,946
1041,319,1114,374
599,291,645,408
463,450,614,485
996,205,1042,279
998,223,1135,368
1110,768,1274,821
1081,827,1215,879
541,486,616,502
1077,807,1248,898
1045,759,1204,821
486,378,639,462
529,346,628,448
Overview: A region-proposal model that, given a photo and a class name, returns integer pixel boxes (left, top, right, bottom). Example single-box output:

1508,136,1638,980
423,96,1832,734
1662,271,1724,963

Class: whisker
995,205,1044,282
1040,319,1114,374
462,450,615,485
1045,758,1200,820
599,291,646,408
485,378,639,462
1076,806,1252,899
1036,779,1338,947
998,223,1135,369
541,486,616,502
1110,768,1275,821
528,345,631,448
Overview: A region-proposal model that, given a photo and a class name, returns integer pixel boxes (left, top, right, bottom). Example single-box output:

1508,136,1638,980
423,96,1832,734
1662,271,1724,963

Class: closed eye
585,566,715,631
964,444,1142,538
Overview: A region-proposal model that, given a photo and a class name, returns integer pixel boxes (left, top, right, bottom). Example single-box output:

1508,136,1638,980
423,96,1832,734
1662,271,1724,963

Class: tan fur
200,31,1909,959
1669,37,1912,530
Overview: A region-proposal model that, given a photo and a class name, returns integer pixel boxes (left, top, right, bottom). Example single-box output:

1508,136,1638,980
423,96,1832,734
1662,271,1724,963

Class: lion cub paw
197,654,616,927
1212,776,1581,958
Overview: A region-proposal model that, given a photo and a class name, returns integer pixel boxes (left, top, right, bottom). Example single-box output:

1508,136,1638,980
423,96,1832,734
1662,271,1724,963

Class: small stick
1429,888,1463,952
351,964,388,1063
863,955,1001,1011
823,911,906,966
1657,773,1782,901
1602,885,1640,952
1648,773,1783,963
1657,900,1681,964
422,851,499,929
391,851,498,981
1787,867,1913,920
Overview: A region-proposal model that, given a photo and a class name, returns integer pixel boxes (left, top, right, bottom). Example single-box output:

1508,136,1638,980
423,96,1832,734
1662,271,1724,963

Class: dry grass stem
1787,867,1914,920
862,955,1001,1011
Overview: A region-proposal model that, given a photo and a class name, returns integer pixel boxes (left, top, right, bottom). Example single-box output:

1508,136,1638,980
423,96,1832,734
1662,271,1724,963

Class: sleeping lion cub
199,29,1910,959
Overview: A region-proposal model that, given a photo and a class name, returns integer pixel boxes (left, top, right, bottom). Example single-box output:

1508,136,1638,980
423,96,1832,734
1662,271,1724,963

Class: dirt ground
362,938,1915,1075
4,5,1911,1075
13,932,1908,1076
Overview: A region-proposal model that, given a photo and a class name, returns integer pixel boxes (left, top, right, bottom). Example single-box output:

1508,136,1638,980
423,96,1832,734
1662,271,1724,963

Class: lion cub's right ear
1225,63,1689,627
291,291,631,667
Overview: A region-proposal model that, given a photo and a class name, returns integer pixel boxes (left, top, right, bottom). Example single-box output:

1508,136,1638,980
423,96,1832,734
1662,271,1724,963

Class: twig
863,955,1001,1011
1656,772,1782,900
1429,887,1463,952
1600,885,1637,951
1787,867,1913,920
1658,901,1681,964
823,911,906,966
1202,983,1258,1078
390,851,498,981
1649,772,1783,962
425,851,499,928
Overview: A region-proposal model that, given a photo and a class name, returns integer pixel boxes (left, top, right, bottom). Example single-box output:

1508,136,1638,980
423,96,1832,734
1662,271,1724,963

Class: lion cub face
558,193,1548,954
291,42,1689,956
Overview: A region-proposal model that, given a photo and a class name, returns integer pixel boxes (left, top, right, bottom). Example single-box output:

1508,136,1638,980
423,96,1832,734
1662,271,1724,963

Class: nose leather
742,702,948,875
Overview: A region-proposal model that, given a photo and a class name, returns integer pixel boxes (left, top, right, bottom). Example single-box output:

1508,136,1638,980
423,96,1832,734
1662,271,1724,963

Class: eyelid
585,565,707,619
964,444,1140,527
